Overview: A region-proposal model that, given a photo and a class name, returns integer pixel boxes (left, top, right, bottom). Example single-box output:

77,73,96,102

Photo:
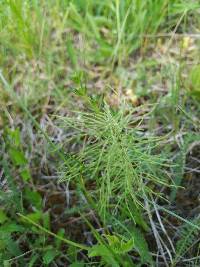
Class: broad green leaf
69,262,85,267
0,210,8,224
0,223,25,233
42,249,58,265
55,228,65,249
127,201,149,231
189,65,200,90
188,65,200,100
9,148,27,166
20,168,31,182
7,128,21,147
43,212,50,230
3,234,22,258
88,244,119,267
0,234,8,250
28,254,39,267
23,211,43,224
121,239,135,254
105,234,134,254
131,227,152,264
3,260,11,267
24,189,42,210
